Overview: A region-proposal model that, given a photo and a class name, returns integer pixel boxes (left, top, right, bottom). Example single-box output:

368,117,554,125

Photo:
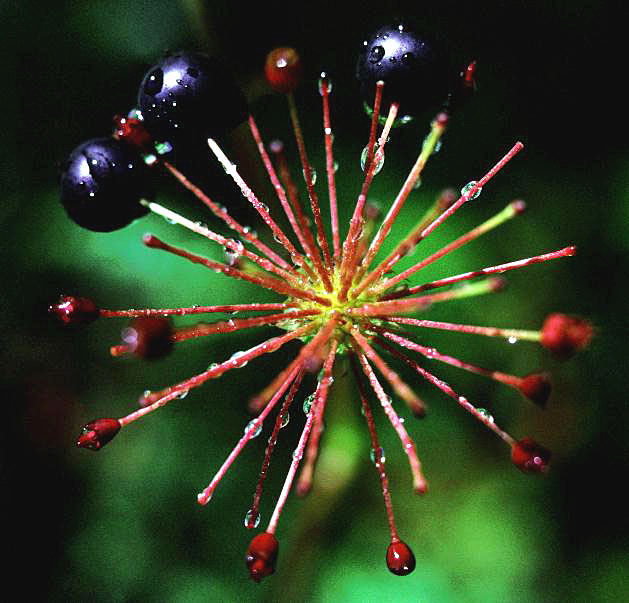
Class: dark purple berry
137,52,248,147
60,137,152,232
356,24,451,119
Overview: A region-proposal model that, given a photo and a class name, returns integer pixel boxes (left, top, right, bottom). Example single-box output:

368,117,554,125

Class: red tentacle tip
265,47,303,94
511,437,550,474
386,541,416,576
246,532,279,583
76,418,121,451
541,313,593,359
121,316,173,359
518,373,552,407
49,295,99,325
511,199,527,214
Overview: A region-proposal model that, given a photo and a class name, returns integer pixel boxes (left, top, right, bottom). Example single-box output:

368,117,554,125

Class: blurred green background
3,1,626,601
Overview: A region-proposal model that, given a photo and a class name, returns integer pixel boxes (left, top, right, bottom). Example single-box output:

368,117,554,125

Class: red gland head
76,418,121,450
386,540,416,576
122,316,173,359
265,47,303,94
246,532,279,582
511,437,551,473
113,114,154,152
518,373,552,407
49,295,99,325
541,313,593,358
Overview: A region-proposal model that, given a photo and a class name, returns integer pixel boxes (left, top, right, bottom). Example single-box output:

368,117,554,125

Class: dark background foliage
3,1,626,601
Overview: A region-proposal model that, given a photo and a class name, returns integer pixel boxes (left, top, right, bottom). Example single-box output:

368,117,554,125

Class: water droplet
434,140,442,154
292,449,303,460
461,180,482,200
507,336,518,344
177,389,189,399
369,46,385,63
318,73,332,95
413,177,422,189
324,127,332,136
370,447,386,465
244,419,262,438
333,160,339,173
280,412,290,428
144,68,163,95
244,509,260,528
302,166,317,186
360,144,385,174
230,350,249,367
303,393,315,414
477,408,495,423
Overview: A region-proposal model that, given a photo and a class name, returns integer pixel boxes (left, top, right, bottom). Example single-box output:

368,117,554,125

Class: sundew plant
53,23,592,582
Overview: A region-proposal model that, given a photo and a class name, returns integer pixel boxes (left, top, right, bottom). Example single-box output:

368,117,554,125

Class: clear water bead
302,166,317,186
303,393,315,414
360,144,385,175
280,412,290,428
477,408,495,423
370,447,386,465
318,73,332,95
461,180,482,200
244,419,262,438
244,509,260,529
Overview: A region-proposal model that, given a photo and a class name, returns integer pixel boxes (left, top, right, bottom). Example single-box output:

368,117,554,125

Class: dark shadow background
3,1,627,601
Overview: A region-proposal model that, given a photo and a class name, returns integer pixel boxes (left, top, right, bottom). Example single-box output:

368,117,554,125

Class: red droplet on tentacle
76,418,121,450
386,540,416,576
518,373,552,407
511,437,550,473
246,532,279,582
113,114,154,152
265,47,303,94
541,313,593,358
49,295,99,325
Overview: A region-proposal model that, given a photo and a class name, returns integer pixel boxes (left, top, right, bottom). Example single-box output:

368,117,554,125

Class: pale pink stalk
249,370,305,523
140,199,298,284
338,102,399,301
296,340,338,496
320,75,340,263
351,327,425,417
118,322,316,427
100,302,300,319
355,350,427,494
376,338,515,445
387,246,576,298
197,363,303,505
208,138,325,287
368,200,526,296
143,234,331,306
353,113,448,288
383,317,541,342
351,354,399,541
287,92,333,272
162,159,292,271
248,115,331,287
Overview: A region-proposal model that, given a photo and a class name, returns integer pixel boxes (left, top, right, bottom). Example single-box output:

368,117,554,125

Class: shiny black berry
137,52,248,147
356,24,451,119
60,137,152,232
